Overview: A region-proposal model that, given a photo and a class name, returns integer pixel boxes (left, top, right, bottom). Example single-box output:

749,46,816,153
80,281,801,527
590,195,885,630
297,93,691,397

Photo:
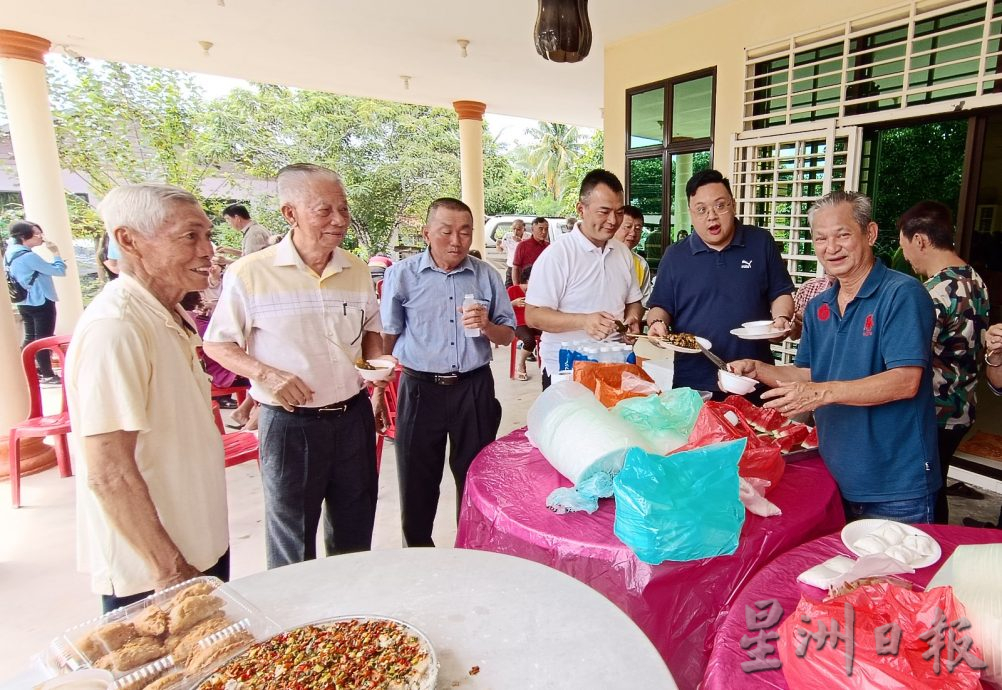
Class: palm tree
518,122,583,201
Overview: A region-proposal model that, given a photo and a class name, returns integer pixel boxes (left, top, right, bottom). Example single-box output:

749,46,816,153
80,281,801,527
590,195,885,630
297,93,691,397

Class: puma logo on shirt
741,259,753,269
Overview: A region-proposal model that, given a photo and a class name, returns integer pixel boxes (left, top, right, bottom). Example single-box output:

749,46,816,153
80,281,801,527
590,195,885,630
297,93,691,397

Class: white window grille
731,123,862,362
744,0,1002,130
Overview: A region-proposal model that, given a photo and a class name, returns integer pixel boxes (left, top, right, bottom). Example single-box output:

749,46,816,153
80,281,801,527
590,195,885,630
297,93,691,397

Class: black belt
403,365,488,386
260,391,364,417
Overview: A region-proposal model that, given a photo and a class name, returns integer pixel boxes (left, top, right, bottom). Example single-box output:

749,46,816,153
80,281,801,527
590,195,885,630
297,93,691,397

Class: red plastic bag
778,582,984,690
674,401,785,491
572,362,656,408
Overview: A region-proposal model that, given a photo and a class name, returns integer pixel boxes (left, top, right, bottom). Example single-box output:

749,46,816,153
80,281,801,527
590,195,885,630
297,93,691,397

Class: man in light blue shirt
5,221,67,384
381,197,515,546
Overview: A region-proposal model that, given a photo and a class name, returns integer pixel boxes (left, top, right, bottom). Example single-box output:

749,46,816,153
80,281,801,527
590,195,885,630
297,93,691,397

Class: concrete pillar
453,100,487,259
0,29,84,334
0,30,66,479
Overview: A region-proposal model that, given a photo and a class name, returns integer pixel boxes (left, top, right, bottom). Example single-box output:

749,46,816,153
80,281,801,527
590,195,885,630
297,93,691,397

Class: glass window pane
669,150,711,243
628,156,664,269
671,76,713,141
629,88,664,149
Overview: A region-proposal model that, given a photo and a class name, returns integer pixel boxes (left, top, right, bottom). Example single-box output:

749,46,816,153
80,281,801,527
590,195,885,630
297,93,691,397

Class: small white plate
840,519,942,569
659,335,712,354
730,327,788,340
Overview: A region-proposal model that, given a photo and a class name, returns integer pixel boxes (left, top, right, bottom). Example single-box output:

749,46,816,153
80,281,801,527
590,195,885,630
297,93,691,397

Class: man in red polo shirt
512,217,550,286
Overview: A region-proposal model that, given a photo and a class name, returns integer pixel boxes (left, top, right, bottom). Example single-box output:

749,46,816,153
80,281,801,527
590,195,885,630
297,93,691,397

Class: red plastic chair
375,279,383,300
8,334,73,508
374,365,402,473
210,401,259,468
210,384,248,404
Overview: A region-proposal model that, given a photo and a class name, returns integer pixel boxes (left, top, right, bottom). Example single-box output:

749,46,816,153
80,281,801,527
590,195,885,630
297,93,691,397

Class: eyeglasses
691,201,732,218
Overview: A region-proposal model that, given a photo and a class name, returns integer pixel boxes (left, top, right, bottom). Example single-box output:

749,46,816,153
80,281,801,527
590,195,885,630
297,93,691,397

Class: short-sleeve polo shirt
648,222,794,392
795,260,940,503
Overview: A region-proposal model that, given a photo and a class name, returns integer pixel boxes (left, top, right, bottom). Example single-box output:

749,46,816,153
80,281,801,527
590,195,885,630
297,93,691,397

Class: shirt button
450,342,454,345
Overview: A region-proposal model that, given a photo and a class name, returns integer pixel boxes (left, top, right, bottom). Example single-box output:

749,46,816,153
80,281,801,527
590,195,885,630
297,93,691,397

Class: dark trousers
934,424,970,524
258,391,377,569
100,550,230,614
395,367,502,547
18,299,57,377
515,325,540,353
505,267,514,288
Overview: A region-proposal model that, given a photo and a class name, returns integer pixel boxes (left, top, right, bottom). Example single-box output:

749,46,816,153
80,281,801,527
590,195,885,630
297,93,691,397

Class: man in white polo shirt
526,169,643,389
204,163,388,569
66,184,229,612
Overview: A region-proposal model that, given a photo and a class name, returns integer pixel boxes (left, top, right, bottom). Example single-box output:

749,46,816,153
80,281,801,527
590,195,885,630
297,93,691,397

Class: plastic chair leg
509,340,517,379
9,430,21,509
375,434,383,474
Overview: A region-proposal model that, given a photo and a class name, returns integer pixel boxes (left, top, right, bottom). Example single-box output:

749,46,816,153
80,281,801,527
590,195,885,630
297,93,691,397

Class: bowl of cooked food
355,357,396,382
718,368,758,395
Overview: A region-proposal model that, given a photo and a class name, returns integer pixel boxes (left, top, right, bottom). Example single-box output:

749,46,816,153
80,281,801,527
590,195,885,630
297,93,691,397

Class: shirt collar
273,229,353,278
418,249,474,274
823,258,885,304
568,227,610,255
688,220,748,255
116,273,200,339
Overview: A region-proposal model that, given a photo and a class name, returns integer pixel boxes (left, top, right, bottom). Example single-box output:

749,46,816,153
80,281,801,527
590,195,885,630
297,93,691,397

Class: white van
485,216,570,248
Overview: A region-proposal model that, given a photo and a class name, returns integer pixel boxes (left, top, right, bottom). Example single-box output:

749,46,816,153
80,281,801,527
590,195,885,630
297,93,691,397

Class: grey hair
98,184,200,237
276,163,343,206
807,190,873,231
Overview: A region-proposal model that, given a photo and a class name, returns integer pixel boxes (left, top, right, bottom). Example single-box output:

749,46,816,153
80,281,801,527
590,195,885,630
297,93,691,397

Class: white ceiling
2,0,729,128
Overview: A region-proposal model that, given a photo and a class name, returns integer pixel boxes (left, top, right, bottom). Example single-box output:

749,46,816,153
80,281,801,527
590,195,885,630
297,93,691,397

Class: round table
228,547,677,689
455,428,846,690
702,524,1002,690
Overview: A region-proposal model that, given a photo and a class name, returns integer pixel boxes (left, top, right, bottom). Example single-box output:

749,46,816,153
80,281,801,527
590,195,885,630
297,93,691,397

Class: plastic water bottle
598,346,612,363
462,294,480,337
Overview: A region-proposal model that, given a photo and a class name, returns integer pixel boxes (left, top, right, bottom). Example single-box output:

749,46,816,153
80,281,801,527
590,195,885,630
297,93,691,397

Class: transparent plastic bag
573,362,657,407
613,388,704,454
612,439,746,564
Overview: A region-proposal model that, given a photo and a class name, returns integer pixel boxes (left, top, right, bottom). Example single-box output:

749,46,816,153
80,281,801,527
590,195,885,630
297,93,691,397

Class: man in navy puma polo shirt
646,169,794,394
731,190,939,524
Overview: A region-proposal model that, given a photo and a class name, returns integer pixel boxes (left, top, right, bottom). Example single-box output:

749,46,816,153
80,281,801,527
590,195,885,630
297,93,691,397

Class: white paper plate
730,327,788,340
655,335,712,354
841,519,942,569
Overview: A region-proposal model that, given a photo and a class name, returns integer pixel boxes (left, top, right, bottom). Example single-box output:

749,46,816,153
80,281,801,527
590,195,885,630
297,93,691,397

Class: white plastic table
229,547,677,689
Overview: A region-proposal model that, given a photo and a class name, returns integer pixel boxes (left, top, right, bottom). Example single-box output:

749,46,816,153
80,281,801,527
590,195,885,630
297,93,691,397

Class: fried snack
133,605,169,637
110,636,166,672
355,357,376,370
93,654,114,670
662,331,698,349
73,631,106,661
185,630,254,676
168,594,224,635
94,620,137,652
169,613,231,665
144,671,184,690
115,667,164,690
169,581,218,608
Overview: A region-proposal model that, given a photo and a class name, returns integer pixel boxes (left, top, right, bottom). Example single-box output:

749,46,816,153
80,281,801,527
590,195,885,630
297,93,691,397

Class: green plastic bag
612,388,704,454
613,439,746,564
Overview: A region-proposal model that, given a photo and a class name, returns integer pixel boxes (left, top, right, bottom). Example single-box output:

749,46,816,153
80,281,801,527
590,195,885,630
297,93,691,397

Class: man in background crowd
219,204,272,257
614,205,652,305
512,217,550,287
497,218,525,287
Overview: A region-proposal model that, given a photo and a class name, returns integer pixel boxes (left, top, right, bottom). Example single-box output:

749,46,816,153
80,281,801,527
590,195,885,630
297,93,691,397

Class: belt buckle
433,373,459,385
321,402,349,414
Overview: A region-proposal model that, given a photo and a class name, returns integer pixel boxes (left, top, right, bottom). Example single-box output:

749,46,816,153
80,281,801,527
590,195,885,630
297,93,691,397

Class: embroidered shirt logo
741,259,753,269
818,303,830,322
863,313,874,337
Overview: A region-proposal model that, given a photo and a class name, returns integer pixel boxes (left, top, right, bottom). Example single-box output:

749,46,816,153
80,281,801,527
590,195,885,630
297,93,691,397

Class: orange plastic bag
778,582,984,689
572,362,657,408
673,401,785,491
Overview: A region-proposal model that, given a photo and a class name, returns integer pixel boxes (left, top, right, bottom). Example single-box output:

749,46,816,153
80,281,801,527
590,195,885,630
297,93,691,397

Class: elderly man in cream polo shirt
66,184,229,612
204,163,388,569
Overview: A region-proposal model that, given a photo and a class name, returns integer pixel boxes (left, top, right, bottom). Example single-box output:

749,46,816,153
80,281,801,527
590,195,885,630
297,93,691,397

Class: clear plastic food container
39,576,280,690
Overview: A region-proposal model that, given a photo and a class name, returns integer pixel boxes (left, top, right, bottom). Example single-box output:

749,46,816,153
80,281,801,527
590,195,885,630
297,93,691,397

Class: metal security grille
731,123,862,361
744,0,1002,130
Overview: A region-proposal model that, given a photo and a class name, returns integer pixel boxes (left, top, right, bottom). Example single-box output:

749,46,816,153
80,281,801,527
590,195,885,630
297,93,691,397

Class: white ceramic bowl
355,357,396,382
742,320,775,335
718,369,758,395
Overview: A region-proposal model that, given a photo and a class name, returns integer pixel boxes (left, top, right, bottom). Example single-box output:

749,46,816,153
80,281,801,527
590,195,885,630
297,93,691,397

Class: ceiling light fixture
198,40,214,57
534,0,591,63
457,39,470,58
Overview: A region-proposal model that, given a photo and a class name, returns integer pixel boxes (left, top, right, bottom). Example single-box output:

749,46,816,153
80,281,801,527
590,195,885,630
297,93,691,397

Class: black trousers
933,424,970,524
505,267,514,288
18,299,57,377
258,391,377,568
395,367,502,546
100,550,230,614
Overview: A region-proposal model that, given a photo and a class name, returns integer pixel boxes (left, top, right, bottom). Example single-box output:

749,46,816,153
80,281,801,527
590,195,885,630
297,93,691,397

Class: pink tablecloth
702,524,1002,690
455,428,846,690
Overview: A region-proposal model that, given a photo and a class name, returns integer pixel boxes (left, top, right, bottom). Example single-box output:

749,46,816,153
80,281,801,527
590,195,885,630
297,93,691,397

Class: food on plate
169,581,218,609
661,332,698,350
355,357,377,370
168,594,224,634
195,619,434,690
133,606,169,637
185,630,255,675
108,636,165,672
93,620,137,652
166,613,231,665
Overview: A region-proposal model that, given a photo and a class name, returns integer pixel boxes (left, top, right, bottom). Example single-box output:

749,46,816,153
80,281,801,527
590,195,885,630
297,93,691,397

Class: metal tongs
697,339,730,371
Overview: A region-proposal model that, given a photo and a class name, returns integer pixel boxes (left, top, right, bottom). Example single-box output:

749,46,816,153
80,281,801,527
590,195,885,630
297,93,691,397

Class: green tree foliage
515,122,585,203
483,129,534,216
